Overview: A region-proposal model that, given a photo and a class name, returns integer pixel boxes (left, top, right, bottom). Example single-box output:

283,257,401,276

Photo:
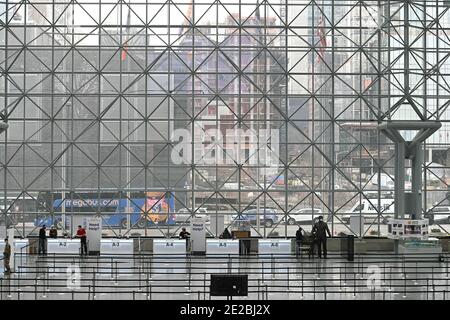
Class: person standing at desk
3,238,11,275
38,225,47,255
179,227,191,251
49,225,58,239
295,226,304,257
220,228,232,239
179,227,190,239
312,216,331,259
75,225,88,256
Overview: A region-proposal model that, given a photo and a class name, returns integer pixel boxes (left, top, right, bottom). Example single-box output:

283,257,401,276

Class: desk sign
47,239,81,254
387,218,429,240
258,239,291,254
206,239,239,254
86,217,102,252
100,239,134,255
153,239,187,254
190,217,206,254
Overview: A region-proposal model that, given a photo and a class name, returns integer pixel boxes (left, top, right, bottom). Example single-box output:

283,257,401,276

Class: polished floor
1,253,449,300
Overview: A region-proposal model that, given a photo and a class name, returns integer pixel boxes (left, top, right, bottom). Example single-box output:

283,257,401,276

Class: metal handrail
16,238,39,267
2,251,449,299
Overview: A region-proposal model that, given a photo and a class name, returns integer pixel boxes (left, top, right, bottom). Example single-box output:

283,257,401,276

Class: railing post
42,271,47,298
203,272,206,300
313,279,316,300
7,276,11,298
17,266,21,296
17,280,20,301
257,278,260,300
301,269,303,299
316,259,320,279
115,261,118,285
265,284,268,300
389,267,392,291
344,262,347,284
146,273,149,300
188,259,192,291
271,254,274,278
138,264,142,292
287,267,290,291
402,255,405,279
149,256,152,279
46,266,50,292
262,261,265,283
93,268,96,299
403,272,406,298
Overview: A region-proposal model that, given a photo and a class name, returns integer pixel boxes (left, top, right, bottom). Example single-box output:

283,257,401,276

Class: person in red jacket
75,225,88,256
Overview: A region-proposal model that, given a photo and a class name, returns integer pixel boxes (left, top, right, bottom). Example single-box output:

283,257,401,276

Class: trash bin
341,234,354,262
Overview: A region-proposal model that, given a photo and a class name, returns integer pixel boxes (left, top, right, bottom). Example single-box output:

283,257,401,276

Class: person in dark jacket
3,238,11,275
49,225,58,239
311,216,331,258
179,227,190,239
220,228,232,239
38,225,47,255
295,226,304,256
308,227,317,259
179,227,191,251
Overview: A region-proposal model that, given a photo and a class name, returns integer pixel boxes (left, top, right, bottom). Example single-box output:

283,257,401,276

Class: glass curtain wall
0,0,450,238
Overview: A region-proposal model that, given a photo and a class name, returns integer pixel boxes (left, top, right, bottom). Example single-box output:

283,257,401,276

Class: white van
342,198,395,224
424,206,450,224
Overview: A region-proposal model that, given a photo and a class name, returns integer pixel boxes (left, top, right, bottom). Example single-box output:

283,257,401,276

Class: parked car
285,208,324,225
424,206,450,224
175,207,209,223
202,204,232,213
231,208,278,227
342,198,394,224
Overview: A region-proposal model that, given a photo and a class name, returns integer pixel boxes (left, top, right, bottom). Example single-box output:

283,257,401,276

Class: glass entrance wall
0,0,450,238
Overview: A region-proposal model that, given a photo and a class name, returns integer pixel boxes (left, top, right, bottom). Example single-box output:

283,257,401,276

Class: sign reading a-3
206,239,239,254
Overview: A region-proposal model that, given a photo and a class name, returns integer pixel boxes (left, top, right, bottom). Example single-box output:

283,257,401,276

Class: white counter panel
100,239,134,255
258,239,291,254
153,239,187,254
47,239,81,254
206,239,239,254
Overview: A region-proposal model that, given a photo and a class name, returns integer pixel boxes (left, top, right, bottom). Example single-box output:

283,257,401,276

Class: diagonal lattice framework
0,0,449,239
